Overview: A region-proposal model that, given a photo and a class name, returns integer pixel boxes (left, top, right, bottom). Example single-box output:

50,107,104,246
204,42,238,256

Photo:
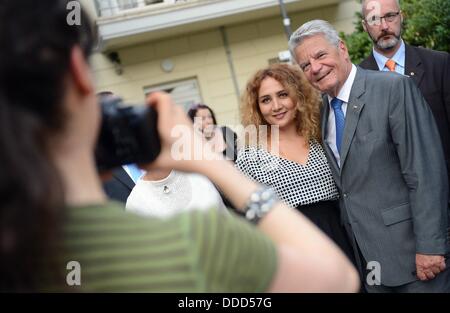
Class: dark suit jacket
321,67,449,286
103,167,135,203
360,44,450,196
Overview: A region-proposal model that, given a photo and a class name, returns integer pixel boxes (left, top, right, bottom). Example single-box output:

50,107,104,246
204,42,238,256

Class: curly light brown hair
240,63,322,144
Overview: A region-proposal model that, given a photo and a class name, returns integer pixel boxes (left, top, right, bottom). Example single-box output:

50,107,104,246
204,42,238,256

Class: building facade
82,0,359,125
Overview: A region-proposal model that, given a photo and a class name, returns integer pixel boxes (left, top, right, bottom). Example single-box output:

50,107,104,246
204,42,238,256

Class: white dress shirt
326,64,357,166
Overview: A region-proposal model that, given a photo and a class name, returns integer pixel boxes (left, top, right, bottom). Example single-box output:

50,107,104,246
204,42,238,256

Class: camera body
95,97,161,171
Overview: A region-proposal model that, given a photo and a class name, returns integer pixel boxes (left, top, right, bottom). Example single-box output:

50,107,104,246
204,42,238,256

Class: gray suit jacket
321,67,449,286
360,45,450,197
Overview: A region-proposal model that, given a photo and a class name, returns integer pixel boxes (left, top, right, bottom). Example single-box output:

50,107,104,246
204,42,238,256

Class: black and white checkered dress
235,140,339,208
236,140,355,263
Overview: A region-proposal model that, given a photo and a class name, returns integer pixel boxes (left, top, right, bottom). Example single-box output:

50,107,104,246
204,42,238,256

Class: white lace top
126,170,227,218
235,140,339,208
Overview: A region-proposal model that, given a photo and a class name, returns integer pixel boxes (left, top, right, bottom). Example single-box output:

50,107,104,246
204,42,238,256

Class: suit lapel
339,68,366,171
361,52,379,71
113,167,135,190
321,96,340,176
404,44,425,88
321,95,329,143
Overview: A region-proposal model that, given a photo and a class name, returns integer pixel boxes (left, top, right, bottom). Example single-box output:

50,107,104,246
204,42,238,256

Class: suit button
343,193,348,198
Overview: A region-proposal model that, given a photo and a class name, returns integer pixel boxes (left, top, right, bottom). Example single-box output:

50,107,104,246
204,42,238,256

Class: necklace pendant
163,185,170,194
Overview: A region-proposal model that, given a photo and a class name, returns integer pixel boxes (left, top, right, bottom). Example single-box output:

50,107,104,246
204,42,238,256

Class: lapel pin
353,105,358,109
410,72,415,76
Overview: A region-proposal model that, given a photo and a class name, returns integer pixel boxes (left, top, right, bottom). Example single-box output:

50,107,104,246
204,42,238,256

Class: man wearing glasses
360,0,450,208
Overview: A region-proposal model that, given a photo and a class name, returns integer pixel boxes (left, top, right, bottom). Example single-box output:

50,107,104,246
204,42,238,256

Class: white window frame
144,78,203,112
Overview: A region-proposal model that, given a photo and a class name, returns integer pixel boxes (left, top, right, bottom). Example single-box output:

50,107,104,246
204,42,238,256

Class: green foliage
402,0,450,52
341,0,450,64
340,12,373,64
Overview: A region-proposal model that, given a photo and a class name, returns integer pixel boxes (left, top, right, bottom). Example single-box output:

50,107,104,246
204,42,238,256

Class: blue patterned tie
331,97,345,154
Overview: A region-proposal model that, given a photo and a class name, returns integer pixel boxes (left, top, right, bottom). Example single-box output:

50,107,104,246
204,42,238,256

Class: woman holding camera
0,0,358,292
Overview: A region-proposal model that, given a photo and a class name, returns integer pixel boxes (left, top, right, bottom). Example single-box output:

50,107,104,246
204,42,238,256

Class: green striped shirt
41,202,277,292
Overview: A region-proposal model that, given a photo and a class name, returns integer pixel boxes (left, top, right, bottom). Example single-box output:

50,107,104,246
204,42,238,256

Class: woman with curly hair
236,63,355,262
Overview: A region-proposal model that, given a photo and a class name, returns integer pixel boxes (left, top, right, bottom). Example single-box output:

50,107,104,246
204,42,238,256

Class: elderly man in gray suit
289,19,449,292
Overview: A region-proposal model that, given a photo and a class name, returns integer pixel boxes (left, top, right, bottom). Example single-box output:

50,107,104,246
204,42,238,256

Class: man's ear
361,19,368,33
69,46,94,95
338,40,351,61
339,40,348,54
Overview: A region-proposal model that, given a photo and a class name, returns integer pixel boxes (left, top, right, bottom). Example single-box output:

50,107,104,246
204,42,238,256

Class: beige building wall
90,0,359,126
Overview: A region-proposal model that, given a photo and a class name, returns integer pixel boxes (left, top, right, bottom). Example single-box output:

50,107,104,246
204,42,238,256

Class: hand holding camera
95,91,223,175
144,92,224,174
95,96,161,171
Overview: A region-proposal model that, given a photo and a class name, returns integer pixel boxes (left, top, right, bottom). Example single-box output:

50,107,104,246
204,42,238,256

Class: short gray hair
288,20,340,62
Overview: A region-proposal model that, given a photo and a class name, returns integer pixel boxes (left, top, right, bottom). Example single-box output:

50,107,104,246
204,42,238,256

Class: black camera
95,96,161,171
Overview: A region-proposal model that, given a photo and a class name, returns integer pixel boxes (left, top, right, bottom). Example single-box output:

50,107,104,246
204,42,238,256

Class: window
268,50,292,65
144,78,203,112
96,0,165,17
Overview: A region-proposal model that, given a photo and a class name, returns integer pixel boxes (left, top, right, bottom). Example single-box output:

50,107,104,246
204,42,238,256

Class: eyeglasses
365,11,401,26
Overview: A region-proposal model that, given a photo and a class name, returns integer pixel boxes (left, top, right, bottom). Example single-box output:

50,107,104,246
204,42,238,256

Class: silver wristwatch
245,187,279,224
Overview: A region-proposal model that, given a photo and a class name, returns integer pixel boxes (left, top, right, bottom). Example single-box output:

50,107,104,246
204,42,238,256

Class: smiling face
195,108,214,130
294,34,351,97
194,108,215,138
362,0,403,52
257,76,298,130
